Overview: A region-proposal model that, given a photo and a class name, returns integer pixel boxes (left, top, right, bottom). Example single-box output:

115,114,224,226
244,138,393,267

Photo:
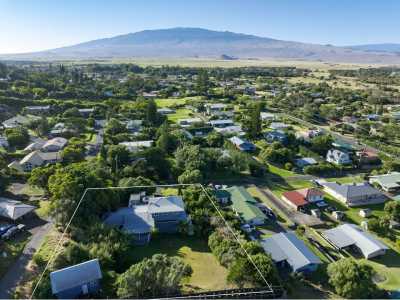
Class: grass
0,231,31,278
35,200,52,219
131,234,231,292
266,179,313,198
322,193,386,225
167,108,194,122
266,163,295,178
361,250,400,291
326,175,364,184
155,98,188,108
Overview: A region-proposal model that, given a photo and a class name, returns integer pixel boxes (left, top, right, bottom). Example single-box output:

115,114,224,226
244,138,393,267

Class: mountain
347,43,400,53
2,27,400,64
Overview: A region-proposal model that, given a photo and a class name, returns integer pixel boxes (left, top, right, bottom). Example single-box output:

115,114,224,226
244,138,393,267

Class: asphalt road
0,222,53,299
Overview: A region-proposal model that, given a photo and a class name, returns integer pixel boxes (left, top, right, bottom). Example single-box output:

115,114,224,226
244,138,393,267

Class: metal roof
0,198,36,220
227,186,266,223
323,224,388,258
50,259,102,294
261,232,322,272
322,182,383,199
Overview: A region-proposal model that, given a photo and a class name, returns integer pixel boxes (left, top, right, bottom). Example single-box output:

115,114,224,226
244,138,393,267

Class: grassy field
167,108,194,122
266,163,296,178
131,235,231,292
155,98,188,108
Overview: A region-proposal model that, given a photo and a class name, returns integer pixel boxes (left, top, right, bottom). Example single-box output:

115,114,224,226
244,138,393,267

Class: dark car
0,224,14,236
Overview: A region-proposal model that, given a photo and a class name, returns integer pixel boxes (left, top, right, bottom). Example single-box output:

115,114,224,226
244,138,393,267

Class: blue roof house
104,196,187,245
265,130,287,144
261,232,322,273
228,136,256,152
50,259,102,299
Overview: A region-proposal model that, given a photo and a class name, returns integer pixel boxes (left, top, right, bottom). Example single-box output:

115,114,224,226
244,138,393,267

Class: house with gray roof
322,224,388,259
321,182,386,207
104,196,187,245
50,259,102,299
8,150,62,172
0,198,36,220
261,232,322,273
369,172,400,192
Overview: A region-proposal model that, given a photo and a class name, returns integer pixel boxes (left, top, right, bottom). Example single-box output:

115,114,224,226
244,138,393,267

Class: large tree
117,254,192,298
327,258,380,299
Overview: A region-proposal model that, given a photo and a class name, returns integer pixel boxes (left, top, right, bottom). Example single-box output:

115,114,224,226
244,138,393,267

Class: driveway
0,221,52,299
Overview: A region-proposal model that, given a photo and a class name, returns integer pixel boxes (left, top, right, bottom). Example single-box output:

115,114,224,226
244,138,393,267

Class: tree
104,118,127,136
107,145,131,172
195,70,210,96
384,201,400,222
118,176,156,196
178,169,202,184
5,127,29,148
327,258,380,299
367,217,390,236
227,253,279,288
175,144,205,172
117,254,192,298
145,99,158,125
28,165,57,192
156,121,175,154
61,145,85,164
245,103,262,138
310,135,333,155
206,131,224,147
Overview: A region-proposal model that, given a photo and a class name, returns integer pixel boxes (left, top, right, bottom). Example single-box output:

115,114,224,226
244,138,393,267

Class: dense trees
327,258,380,299
116,254,192,298
5,127,30,148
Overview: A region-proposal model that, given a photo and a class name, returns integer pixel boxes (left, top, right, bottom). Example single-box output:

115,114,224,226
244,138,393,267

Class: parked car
2,225,18,240
0,224,14,236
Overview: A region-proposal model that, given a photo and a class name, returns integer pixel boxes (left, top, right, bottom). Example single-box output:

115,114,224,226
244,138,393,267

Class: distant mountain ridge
347,43,400,53
2,27,400,64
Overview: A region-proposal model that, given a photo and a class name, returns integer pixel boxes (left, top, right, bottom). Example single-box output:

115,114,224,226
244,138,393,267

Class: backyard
130,234,232,292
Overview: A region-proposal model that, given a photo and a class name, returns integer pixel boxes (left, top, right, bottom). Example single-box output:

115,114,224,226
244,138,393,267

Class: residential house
119,140,153,153
78,108,94,117
214,125,244,136
41,137,68,152
2,115,30,129
157,108,175,115
322,223,388,259
228,136,256,152
227,186,266,226
183,126,214,139
281,188,324,211
295,157,318,168
204,103,232,117
126,120,143,132
265,130,287,144
260,112,275,121
104,196,188,245
212,189,231,205
269,122,289,131
356,149,381,165
142,91,158,99
178,118,202,128
209,119,234,128
50,259,102,299
24,105,51,115
321,182,387,207
0,198,36,220
369,172,400,192
326,149,352,165
8,150,62,172
261,232,322,273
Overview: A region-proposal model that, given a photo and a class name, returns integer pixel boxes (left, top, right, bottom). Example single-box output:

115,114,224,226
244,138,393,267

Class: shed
50,259,102,299
0,198,36,220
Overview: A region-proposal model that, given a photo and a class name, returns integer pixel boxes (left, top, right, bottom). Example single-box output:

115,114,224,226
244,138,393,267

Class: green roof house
227,186,266,225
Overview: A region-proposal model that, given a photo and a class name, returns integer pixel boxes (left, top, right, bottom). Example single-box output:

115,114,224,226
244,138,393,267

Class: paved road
0,222,53,299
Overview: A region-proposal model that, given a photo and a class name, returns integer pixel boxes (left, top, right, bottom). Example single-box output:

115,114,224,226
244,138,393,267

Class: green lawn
167,108,194,122
361,249,400,291
35,200,52,219
155,98,188,108
267,163,295,178
322,193,386,225
266,179,313,198
326,175,365,185
131,235,231,292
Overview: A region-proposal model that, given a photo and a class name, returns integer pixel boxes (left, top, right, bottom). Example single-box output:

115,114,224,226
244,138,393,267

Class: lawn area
0,231,31,278
131,234,231,292
167,108,194,122
361,249,400,291
155,98,188,108
35,200,52,219
322,193,386,225
326,175,365,184
266,179,313,198
266,163,295,178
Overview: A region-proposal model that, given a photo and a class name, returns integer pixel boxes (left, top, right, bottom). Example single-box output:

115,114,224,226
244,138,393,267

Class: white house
326,149,352,165
8,151,62,172
41,137,68,152
119,141,153,153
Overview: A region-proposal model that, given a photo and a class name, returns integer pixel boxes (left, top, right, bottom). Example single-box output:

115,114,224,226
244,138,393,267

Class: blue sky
1,0,400,54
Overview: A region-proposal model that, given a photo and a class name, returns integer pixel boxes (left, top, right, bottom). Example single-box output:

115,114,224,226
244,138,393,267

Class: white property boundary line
30,184,274,299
